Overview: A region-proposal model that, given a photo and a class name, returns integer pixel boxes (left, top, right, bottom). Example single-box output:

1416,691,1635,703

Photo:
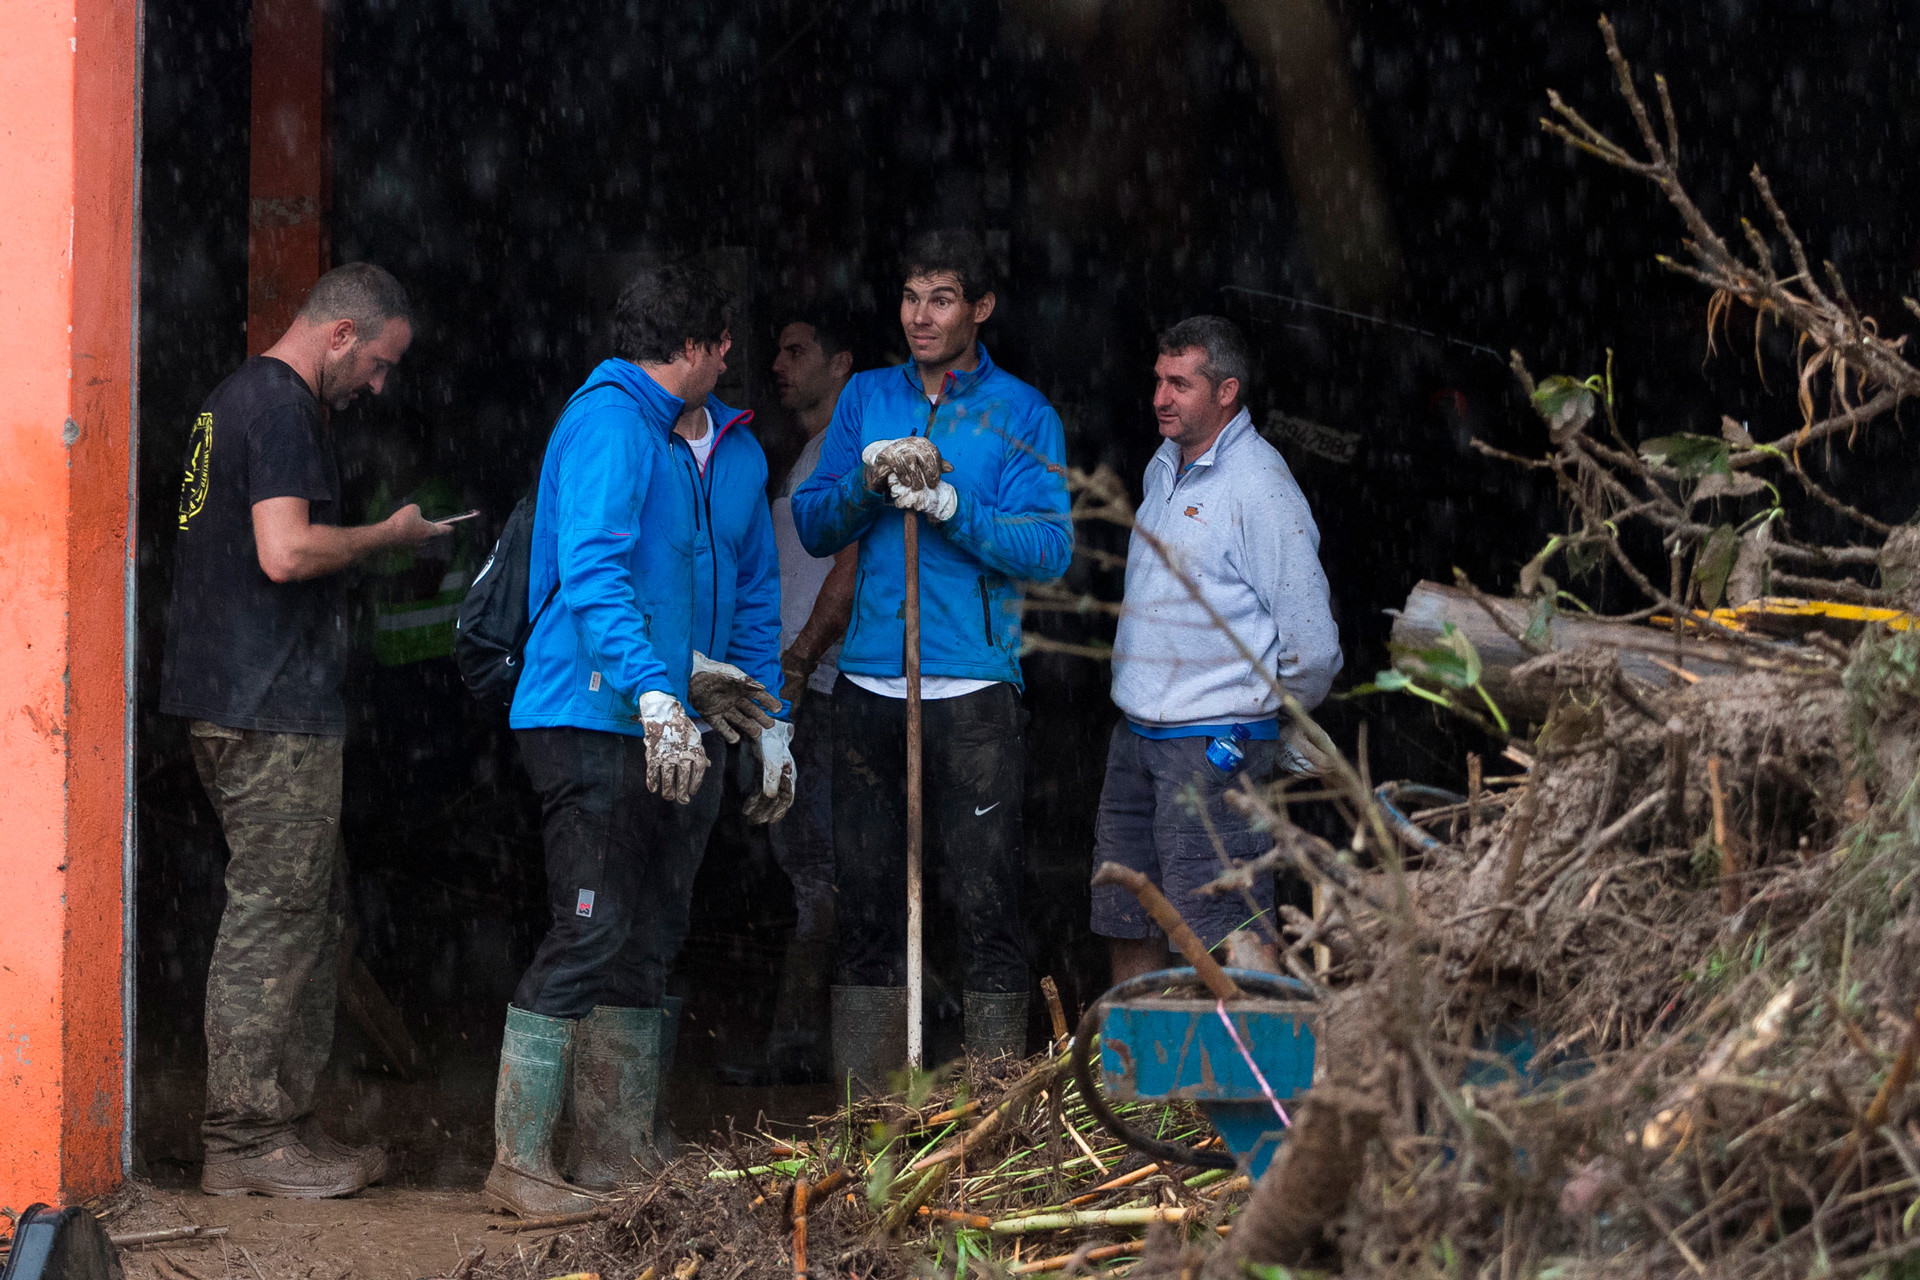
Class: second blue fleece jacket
791,345,1073,689
511,359,772,735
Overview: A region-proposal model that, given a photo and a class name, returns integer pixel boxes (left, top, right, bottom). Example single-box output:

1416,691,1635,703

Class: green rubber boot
570,1005,665,1192
964,991,1030,1061
656,995,683,1161
482,1006,596,1217
830,985,908,1097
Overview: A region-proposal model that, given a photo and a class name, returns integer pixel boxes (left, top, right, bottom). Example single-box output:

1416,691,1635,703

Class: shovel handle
1091,862,1242,1001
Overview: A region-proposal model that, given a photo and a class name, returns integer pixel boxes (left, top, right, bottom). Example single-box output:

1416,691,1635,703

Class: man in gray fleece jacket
1091,315,1342,982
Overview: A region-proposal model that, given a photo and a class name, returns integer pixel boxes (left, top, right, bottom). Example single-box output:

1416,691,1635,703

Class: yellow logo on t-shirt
179,411,213,530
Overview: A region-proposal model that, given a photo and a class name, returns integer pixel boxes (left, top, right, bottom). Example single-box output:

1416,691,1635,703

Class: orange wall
0,0,139,1204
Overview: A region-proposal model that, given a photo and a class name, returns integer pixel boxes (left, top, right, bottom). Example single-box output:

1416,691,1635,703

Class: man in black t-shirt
160,263,453,1200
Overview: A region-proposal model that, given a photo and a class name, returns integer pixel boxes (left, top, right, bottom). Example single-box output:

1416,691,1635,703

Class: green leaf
1564,537,1606,580
1531,375,1599,434
1692,523,1739,609
1391,621,1482,690
1640,433,1732,478
1523,593,1555,648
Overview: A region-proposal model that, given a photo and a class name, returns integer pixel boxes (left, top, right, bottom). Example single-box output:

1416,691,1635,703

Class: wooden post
246,0,330,351
0,0,139,1202
904,511,924,1070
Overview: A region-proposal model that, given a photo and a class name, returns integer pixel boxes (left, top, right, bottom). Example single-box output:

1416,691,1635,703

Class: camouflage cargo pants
189,722,347,1159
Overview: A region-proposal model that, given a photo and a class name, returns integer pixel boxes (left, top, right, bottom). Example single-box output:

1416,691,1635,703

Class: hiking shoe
298,1123,389,1185
201,1142,368,1198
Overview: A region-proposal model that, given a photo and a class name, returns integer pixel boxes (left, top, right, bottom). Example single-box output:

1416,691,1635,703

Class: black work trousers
831,676,1027,994
512,726,725,1018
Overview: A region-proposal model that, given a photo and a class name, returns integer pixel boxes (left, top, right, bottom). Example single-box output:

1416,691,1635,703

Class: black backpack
454,380,634,707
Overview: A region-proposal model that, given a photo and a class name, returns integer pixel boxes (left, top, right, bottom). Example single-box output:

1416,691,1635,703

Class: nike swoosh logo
974,803,1000,816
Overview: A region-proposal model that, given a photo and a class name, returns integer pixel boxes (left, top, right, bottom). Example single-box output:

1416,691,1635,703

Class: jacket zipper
700,456,718,653
978,574,993,646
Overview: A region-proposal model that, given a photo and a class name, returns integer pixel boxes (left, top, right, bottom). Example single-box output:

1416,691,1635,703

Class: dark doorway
133,0,1920,1183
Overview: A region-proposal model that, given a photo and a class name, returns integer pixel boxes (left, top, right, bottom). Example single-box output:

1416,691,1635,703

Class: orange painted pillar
0,0,140,1206
247,0,330,352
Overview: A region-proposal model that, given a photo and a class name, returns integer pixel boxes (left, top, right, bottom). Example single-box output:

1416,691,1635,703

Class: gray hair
297,262,411,337
1157,315,1250,401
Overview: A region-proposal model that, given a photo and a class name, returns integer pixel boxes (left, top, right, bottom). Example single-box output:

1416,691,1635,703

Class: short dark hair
1158,315,1251,401
781,300,858,362
613,262,733,364
297,262,410,336
900,228,995,303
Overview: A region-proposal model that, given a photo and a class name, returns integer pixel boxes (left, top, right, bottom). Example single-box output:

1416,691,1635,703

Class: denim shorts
1089,722,1281,949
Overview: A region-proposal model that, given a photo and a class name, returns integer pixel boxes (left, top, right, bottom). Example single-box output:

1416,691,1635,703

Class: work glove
862,437,952,493
742,718,797,825
889,477,959,523
636,691,709,804
779,646,819,712
687,650,782,744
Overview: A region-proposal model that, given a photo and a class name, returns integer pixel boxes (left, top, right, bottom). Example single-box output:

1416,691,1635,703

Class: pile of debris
472,1047,1246,1280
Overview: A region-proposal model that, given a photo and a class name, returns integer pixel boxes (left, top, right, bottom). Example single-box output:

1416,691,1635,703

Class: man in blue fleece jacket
792,230,1073,1084
486,263,786,1217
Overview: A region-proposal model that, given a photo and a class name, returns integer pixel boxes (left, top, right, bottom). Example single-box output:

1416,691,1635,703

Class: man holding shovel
792,229,1073,1087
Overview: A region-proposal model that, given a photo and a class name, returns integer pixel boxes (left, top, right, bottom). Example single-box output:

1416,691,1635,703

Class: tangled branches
1488,16,1920,636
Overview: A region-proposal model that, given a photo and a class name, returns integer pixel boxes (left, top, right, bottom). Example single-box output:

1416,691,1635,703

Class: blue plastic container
1096,968,1316,1178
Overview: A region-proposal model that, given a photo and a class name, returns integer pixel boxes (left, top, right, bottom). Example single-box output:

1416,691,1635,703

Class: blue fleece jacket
791,345,1073,688
511,359,762,736
688,410,787,712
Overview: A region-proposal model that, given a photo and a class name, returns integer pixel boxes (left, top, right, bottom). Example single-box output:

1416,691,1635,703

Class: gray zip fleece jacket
1110,408,1342,728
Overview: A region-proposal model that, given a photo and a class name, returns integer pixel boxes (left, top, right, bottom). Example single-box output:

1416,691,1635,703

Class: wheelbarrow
1071,966,1317,1180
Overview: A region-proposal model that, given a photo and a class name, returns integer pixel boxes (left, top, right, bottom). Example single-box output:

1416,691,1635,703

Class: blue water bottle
1205,723,1251,775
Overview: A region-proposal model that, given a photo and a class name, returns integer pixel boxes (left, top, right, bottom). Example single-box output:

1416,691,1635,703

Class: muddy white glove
889,477,959,522
636,691,709,804
862,437,951,493
742,718,796,825
687,650,782,744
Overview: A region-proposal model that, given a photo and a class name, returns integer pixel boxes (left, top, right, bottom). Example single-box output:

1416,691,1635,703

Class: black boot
963,991,1029,1061
830,985,908,1097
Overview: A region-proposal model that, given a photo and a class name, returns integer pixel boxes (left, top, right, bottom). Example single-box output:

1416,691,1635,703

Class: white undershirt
847,673,999,700
684,409,716,471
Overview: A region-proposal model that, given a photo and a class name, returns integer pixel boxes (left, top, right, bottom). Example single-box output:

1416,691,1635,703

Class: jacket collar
591,359,755,444
895,342,997,402
592,358,684,432
1153,406,1252,478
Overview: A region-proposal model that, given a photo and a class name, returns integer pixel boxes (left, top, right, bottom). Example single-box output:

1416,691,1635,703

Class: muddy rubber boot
964,991,1030,1062
655,995,683,1161
570,1005,664,1192
830,985,909,1097
482,1006,596,1217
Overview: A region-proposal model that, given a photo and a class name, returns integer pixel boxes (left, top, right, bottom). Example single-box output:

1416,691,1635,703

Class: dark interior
133,0,1920,1184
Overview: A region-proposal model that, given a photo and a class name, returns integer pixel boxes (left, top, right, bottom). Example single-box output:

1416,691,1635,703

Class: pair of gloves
634,652,795,822
863,436,958,522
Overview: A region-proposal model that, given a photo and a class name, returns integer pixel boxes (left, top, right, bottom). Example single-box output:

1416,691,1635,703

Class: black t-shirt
159,356,348,735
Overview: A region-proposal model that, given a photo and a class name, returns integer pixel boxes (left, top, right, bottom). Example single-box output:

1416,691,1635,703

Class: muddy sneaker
298,1124,389,1186
201,1142,368,1199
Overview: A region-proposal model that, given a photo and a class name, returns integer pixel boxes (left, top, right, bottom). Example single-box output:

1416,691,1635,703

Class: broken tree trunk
1391,581,1744,724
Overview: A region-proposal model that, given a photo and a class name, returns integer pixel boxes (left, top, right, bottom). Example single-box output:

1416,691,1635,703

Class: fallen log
1391,581,1745,724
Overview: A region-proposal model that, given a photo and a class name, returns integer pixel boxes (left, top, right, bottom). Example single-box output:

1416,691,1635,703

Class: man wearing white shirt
1092,315,1343,982
753,305,858,1082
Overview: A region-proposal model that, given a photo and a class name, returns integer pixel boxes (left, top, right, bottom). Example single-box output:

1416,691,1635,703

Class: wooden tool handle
1091,862,1242,1001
